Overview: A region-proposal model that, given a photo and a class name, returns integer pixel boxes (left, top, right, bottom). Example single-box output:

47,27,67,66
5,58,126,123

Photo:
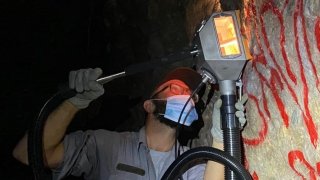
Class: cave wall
242,0,320,179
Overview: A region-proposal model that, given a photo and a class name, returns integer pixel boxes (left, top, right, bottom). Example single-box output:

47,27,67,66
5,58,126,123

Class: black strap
116,163,145,176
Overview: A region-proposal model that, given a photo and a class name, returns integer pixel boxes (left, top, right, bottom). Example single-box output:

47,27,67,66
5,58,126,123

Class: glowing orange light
213,16,241,57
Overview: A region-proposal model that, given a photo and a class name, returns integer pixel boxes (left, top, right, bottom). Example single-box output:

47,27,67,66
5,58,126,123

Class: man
13,67,247,179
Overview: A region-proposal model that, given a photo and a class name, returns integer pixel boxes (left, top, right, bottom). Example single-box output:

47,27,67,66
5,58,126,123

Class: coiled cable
161,146,252,180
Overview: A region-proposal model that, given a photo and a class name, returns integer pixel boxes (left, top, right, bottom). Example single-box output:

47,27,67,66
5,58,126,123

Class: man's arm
12,68,104,169
12,101,79,168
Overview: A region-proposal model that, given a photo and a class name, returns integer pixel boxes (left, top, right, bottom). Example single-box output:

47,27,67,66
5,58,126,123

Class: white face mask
152,95,198,126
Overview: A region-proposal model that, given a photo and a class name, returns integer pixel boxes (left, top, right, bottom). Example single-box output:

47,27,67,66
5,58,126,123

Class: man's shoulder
89,129,140,144
66,129,140,147
93,129,139,137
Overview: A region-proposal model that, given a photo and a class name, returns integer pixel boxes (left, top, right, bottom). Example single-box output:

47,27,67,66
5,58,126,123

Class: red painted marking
270,68,289,126
243,94,268,145
294,0,318,147
288,150,316,180
248,0,319,148
257,64,290,124
262,83,271,118
252,171,259,180
316,18,320,52
281,0,289,13
255,65,289,127
243,153,249,169
244,0,320,178
260,1,297,84
251,2,292,129
243,150,259,180
259,2,300,105
297,0,320,90
247,0,267,66
317,162,320,176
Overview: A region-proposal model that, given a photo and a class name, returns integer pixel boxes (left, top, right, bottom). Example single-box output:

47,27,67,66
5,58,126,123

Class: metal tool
96,71,126,85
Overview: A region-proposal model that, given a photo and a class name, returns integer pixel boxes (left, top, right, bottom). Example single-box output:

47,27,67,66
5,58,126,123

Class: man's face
150,80,199,128
151,80,192,117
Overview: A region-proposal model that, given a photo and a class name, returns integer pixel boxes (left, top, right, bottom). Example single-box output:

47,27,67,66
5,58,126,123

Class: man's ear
143,100,156,113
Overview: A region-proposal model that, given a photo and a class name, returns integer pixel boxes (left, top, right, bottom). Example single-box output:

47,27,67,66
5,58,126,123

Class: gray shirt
149,149,171,179
52,127,205,180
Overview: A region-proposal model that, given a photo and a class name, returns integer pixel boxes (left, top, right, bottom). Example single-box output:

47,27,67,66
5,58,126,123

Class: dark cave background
0,0,241,179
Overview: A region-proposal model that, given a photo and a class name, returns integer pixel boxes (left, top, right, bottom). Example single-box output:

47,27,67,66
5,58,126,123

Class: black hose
161,146,252,180
28,89,76,180
221,94,242,179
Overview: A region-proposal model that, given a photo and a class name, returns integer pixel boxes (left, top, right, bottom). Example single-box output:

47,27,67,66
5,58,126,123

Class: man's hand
211,94,248,142
68,68,105,109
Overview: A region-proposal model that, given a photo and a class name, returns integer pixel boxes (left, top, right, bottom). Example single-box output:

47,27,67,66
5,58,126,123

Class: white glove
211,94,248,142
68,68,105,109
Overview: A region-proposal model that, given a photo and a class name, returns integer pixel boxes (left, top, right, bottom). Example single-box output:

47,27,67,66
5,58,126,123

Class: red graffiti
317,162,320,176
260,1,297,85
270,68,289,126
245,0,319,147
280,0,289,13
243,0,320,178
316,17,320,52
243,152,259,180
242,94,268,145
252,171,259,180
296,0,320,91
288,150,317,179
293,0,318,147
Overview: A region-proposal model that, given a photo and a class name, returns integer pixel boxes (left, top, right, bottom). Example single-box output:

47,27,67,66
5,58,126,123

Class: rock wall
242,0,320,179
